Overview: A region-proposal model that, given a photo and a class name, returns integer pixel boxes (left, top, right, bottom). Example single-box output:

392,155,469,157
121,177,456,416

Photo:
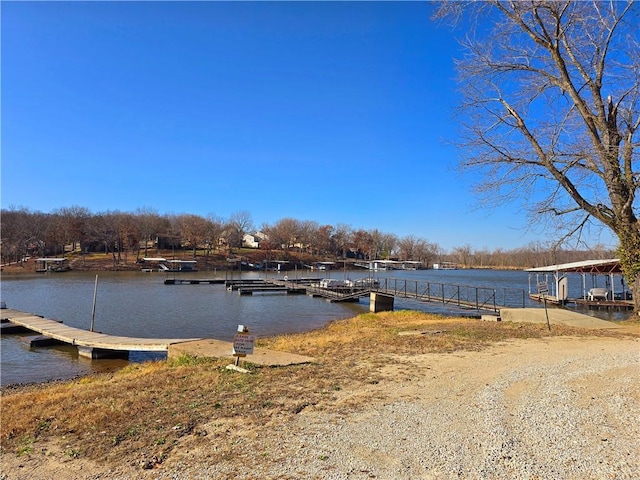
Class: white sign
537,282,549,294
232,334,256,356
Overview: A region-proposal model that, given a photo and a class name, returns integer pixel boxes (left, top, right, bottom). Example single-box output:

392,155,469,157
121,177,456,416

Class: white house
242,231,269,249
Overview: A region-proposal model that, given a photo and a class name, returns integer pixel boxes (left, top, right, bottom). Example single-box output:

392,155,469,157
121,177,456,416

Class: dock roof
526,258,622,274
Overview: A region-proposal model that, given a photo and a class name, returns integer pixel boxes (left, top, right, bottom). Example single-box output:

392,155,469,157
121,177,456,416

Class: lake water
0,268,628,386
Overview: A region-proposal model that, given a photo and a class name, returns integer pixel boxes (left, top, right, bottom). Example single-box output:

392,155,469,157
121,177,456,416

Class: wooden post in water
90,274,98,332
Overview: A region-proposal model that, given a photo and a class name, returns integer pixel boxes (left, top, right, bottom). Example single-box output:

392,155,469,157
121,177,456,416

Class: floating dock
1,308,200,359
529,293,633,311
2,307,315,367
164,278,225,285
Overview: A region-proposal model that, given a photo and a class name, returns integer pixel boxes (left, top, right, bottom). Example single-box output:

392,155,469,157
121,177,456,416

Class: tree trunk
617,223,640,315
633,274,640,316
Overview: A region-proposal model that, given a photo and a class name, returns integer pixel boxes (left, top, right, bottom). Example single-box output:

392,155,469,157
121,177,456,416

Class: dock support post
370,293,394,313
77,346,129,360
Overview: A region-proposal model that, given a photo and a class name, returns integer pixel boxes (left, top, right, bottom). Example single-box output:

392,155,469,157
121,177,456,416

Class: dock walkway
1,308,316,365
164,278,225,285
1,308,200,358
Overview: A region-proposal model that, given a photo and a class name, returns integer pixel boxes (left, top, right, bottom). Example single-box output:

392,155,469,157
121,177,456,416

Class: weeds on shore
1,311,637,469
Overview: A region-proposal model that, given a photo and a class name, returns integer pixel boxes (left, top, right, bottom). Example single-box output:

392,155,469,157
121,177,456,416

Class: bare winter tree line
1,206,614,269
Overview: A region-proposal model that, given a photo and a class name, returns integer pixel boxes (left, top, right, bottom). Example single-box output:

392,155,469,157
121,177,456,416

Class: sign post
232,325,255,367
537,282,551,331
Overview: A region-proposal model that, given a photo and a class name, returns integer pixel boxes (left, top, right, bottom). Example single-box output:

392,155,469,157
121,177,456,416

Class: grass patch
1,310,637,467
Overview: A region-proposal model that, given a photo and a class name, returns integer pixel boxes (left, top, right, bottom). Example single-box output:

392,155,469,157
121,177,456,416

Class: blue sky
0,1,614,251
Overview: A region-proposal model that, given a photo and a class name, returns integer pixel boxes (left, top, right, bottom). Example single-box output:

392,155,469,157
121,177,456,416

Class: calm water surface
0,268,627,386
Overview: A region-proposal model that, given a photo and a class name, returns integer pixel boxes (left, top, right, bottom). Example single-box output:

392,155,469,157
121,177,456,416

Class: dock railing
375,278,526,312
270,277,527,312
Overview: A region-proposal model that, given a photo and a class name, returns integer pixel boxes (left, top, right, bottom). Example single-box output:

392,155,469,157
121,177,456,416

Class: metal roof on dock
526,258,622,274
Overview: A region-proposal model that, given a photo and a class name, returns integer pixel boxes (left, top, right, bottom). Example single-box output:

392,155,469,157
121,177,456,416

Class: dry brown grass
1,311,637,469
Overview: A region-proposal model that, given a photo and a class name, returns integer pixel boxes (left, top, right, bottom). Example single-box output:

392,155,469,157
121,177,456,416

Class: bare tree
0,207,34,264
176,214,210,258
332,224,353,258
435,1,640,312
397,235,418,261
112,212,140,265
89,212,119,261
204,214,225,253
264,218,302,259
229,211,254,236
225,211,254,251
369,229,400,260
380,232,398,260
299,220,320,255
135,207,166,259
416,240,441,268
452,244,473,268
314,225,334,256
352,229,374,259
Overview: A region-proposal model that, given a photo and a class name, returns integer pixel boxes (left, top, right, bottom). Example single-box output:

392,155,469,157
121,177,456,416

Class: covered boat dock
35,257,71,272
526,258,633,310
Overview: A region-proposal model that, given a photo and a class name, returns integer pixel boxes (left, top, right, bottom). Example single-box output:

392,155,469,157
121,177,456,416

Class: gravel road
154,336,639,480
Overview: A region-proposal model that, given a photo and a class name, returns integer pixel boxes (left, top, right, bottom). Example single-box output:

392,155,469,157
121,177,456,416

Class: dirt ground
2,334,638,480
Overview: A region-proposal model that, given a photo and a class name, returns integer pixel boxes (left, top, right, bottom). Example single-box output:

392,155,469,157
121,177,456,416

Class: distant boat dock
164,278,225,285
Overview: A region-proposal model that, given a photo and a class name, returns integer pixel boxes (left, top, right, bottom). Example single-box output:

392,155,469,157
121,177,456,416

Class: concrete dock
499,308,625,329
1,308,201,358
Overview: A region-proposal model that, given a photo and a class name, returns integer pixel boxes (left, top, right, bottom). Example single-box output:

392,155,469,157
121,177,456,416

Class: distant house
242,231,269,249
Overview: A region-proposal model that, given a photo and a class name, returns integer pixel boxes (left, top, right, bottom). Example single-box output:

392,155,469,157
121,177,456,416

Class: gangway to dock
1,308,200,359
374,278,525,313
269,277,525,312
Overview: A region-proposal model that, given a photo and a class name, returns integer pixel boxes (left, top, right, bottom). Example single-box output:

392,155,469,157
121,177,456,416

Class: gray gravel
154,341,639,480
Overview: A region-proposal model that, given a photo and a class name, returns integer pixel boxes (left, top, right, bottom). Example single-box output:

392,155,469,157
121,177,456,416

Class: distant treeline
1,206,616,268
